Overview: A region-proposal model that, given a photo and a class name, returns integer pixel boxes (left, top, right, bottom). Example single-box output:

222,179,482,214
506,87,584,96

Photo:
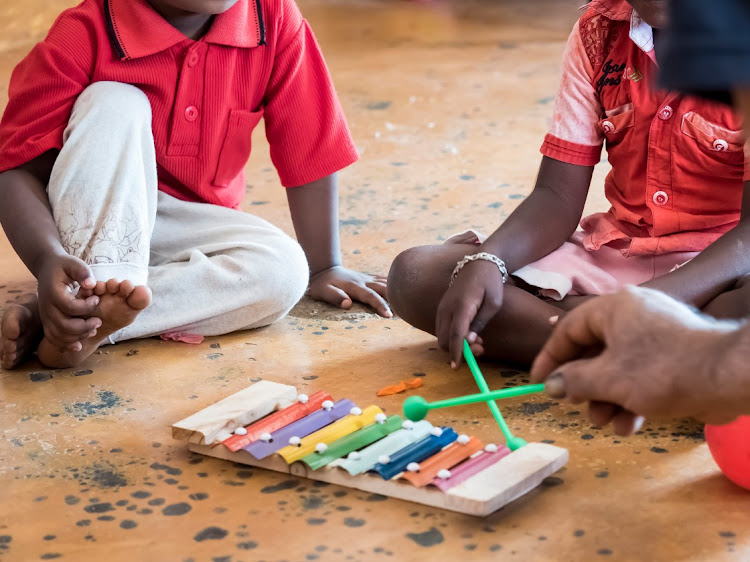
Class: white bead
347,452,361,461
485,443,499,453
378,455,391,465
437,469,452,480
234,427,248,436
402,420,415,430
260,432,272,443
375,413,387,424
430,427,443,437
322,400,334,411
457,434,470,445
406,462,420,472
297,394,309,404
289,436,301,446
349,406,363,416
315,443,328,454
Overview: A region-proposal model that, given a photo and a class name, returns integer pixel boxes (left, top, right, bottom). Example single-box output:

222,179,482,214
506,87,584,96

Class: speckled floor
1,1,748,561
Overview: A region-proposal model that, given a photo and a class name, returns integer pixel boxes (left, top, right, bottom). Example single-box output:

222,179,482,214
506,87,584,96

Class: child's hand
37,254,102,351
309,266,391,318
436,260,505,368
530,286,744,434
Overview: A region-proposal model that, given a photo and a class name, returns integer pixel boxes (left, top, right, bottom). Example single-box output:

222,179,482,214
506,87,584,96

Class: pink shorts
514,232,698,300
446,230,698,301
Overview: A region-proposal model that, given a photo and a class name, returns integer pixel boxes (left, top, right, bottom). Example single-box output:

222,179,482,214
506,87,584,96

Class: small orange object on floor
377,377,423,396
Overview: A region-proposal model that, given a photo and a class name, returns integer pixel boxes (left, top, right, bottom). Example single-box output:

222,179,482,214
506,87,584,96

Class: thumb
544,356,618,406
63,257,96,289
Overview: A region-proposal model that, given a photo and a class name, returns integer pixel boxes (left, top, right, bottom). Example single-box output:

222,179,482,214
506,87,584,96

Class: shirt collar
629,10,655,55
104,0,265,61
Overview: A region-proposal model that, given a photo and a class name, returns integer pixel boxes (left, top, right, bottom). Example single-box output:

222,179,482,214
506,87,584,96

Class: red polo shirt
541,0,748,256
0,0,358,208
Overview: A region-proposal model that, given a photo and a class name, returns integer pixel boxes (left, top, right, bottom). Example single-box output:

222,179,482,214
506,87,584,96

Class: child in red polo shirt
388,0,750,367
0,0,390,369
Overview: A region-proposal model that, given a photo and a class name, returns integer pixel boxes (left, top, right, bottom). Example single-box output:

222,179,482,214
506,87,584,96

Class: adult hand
37,254,102,351
436,259,505,368
530,286,742,434
309,265,391,318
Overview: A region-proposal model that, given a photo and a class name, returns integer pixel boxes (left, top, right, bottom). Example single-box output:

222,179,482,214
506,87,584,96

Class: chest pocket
681,111,745,166
213,109,265,188
598,103,635,147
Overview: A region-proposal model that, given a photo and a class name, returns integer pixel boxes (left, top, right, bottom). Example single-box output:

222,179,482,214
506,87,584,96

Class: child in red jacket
389,0,750,367
0,0,390,369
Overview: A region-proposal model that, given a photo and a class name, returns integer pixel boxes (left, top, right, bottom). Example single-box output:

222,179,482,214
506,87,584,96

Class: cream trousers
48,82,309,342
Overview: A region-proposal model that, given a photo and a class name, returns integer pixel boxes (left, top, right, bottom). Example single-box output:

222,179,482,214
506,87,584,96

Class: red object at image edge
705,415,750,490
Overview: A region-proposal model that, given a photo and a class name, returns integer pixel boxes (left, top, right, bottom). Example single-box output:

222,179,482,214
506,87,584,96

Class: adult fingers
542,355,622,406
530,301,607,382
347,283,392,318
612,411,644,436
589,401,618,428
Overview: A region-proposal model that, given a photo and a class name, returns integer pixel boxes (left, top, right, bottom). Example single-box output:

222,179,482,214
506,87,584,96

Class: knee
71,82,152,131
272,236,310,312
387,246,434,319
237,234,309,321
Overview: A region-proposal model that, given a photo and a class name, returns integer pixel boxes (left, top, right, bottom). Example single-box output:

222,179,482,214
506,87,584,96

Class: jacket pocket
213,109,264,188
681,111,745,164
598,102,635,145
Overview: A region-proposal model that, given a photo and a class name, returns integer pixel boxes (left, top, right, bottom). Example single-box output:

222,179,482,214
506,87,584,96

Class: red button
658,106,673,121
185,106,198,122
713,139,729,151
653,191,669,206
187,52,199,67
601,120,615,134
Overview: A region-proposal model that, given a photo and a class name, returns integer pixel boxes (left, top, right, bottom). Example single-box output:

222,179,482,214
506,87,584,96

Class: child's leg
111,192,309,342
702,274,750,319
388,244,564,366
3,81,155,368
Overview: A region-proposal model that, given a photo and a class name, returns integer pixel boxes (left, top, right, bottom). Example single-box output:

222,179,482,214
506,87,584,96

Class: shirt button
713,139,729,151
653,191,669,206
601,120,615,133
187,52,199,67
185,106,198,122
658,106,673,120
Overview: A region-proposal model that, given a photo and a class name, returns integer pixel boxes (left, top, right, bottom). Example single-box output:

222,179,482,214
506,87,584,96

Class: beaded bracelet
449,252,509,287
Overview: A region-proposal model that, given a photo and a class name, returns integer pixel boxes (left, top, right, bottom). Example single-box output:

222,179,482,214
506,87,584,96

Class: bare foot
38,279,151,368
1,294,43,369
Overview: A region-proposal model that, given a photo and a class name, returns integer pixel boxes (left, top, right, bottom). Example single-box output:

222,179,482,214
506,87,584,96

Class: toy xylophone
172,381,568,516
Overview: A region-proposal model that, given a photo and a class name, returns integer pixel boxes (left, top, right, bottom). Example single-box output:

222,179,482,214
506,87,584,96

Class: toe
94,281,108,297
127,286,152,311
106,278,120,294
118,280,135,298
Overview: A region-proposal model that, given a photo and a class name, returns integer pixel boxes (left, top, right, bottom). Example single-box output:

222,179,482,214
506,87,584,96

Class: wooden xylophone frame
173,381,569,517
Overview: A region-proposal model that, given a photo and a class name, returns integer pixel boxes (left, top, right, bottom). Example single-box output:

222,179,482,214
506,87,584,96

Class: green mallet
403,385,545,422
401,340,545,451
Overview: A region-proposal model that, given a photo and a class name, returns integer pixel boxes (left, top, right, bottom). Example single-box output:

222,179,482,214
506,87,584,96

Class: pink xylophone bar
172,381,568,517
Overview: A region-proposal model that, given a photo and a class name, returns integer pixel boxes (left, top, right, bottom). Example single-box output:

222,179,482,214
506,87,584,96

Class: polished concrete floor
0,1,748,560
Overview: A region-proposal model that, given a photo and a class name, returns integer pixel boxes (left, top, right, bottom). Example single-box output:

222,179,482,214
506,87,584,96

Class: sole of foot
37,279,151,369
1,294,43,370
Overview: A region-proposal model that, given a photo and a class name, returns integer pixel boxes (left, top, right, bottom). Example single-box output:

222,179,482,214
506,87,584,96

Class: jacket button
601,120,615,133
713,139,729,151
185,106,198,122
653,191,669,206
658,106,673,120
